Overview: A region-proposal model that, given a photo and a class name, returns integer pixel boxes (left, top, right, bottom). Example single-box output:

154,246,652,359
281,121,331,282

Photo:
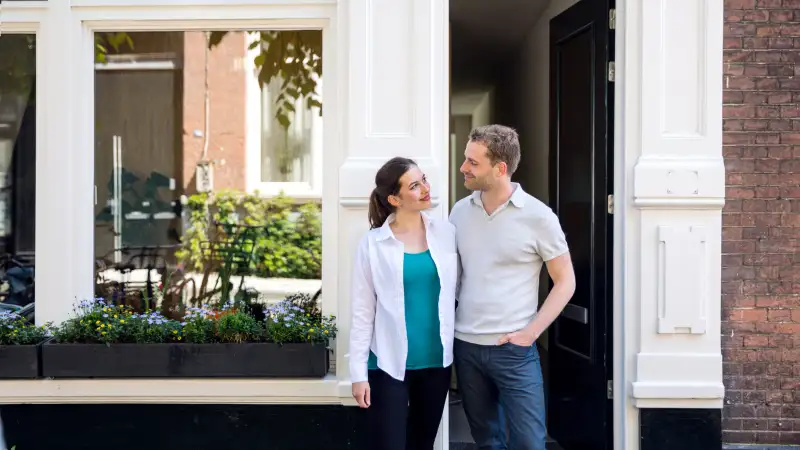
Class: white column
625,0,725,409
334,0,449,386
36,0,86,325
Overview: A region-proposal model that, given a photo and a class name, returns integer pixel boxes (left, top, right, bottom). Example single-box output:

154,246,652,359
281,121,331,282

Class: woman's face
389,165,432,212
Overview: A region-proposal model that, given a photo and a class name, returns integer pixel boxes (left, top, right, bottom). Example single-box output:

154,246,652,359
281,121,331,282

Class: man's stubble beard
465,177,492,193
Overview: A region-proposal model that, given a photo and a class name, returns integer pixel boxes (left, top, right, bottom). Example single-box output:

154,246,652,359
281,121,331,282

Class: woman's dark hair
368,157,418,229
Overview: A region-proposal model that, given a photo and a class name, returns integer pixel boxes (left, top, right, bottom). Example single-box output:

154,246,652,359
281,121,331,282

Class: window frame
0,2,43,310
244,32,324,200
26,0,345,404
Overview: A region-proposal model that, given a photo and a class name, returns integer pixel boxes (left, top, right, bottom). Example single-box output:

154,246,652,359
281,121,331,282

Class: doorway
448,0,614,449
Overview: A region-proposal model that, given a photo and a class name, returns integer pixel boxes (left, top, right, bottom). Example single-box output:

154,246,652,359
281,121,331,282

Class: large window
0,33,36,323
92,30,323,319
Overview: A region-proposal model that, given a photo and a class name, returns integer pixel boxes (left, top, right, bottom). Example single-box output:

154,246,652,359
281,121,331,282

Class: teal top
368,249,443,371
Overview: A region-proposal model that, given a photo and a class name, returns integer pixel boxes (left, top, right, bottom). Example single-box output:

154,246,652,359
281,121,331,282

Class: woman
350,157,458,450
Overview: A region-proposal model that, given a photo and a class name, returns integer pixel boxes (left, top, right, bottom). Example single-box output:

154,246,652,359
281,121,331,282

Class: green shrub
175,191,321,280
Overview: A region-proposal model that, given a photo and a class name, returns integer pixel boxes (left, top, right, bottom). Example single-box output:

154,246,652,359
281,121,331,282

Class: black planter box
0,344,40,378
41,342,329,378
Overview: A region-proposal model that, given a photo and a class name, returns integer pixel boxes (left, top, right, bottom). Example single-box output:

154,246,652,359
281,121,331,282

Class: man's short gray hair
468,124,521,175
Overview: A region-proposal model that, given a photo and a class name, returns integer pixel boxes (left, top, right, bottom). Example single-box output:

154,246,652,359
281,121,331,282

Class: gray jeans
454,338,546,450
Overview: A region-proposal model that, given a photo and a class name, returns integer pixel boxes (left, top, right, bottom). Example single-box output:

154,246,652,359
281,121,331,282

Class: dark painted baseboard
724,446,800,450
1,404,368,450
641,408,721,450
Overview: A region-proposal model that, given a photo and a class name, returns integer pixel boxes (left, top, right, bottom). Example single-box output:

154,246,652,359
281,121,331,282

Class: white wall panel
629,0,725,409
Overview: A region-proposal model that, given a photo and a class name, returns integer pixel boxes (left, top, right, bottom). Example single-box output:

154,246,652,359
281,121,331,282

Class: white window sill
247,182,321,203
0,376,358,405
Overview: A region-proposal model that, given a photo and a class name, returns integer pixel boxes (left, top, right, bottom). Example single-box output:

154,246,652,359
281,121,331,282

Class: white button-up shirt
348,212,458,383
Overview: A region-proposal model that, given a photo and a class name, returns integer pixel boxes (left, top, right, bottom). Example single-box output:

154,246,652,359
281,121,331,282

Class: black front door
547,0,614,449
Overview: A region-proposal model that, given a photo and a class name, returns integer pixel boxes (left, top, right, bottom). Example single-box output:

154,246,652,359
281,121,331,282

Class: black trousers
367,366,452,450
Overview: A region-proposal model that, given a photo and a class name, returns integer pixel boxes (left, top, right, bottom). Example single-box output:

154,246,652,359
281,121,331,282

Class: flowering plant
0,311,52,345
54,299,183,345
264,294,337,345
52,295,336,346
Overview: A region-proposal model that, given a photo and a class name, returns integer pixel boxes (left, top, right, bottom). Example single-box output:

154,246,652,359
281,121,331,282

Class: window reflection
92,31,323,319
0,34,37,322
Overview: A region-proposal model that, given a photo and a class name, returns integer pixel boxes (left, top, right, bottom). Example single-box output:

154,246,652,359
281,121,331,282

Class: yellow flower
101,331,107,335
114,314,118,318
324,330,328,334
95,320,100,325
309,328,315,333
119,320,125,324
100,323,105,328
172,330,178,334
177,336,182,341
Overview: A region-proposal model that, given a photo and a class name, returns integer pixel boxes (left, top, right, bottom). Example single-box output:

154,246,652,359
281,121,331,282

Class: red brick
771,38,795,50
726,91,746,103
744,335,770,347
181,31,247,192
726,0,756,8
744,37,770,49
769,10,794,22
768,92,792,103
724,1,800,444
726,37,745,49
757,25,781,36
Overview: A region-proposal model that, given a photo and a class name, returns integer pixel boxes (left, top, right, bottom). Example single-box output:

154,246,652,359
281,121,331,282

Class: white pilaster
626,0,725,409
36,0,82,325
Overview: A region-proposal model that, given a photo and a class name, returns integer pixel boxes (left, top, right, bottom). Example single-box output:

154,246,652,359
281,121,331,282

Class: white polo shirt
449,183,569,346
348,212,458,383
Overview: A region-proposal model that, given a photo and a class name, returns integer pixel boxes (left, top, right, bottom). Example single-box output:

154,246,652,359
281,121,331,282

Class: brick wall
722,0,800,446
182,31,248,194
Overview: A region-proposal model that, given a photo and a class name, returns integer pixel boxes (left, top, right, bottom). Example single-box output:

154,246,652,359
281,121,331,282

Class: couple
349,124,576,450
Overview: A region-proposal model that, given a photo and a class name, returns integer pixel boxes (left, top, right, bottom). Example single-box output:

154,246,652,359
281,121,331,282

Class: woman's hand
352,381,371,408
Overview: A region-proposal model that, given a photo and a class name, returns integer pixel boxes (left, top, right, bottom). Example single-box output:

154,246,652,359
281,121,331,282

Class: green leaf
208,31,228,48
277,114,291,129
306,98,323,110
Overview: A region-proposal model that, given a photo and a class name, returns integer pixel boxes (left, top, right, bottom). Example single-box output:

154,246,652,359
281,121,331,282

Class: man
449,124,576,450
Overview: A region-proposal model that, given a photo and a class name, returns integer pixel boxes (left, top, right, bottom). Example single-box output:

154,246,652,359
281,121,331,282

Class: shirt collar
470,182,526,209
375,211,433,242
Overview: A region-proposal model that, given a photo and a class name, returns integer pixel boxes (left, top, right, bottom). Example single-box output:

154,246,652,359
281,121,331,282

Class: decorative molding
641,0,721,158
364,0,414,137
339,198,440,208
70,0,336,7
657,226,707,334
633,352,724,405
338,156,443,199
656,0,708,139
633,156,725,209
0,377,350,405
0,0,46,29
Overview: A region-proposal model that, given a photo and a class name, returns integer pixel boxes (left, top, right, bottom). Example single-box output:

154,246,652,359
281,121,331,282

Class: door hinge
609,9,616,30
608,61,616,82
607,194,614,214
607,380,613,399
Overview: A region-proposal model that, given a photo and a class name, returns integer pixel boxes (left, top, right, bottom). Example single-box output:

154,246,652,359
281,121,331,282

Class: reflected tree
208,31,323,130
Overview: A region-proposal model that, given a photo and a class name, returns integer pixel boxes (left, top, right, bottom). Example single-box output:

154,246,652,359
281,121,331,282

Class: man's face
460,140,499,192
